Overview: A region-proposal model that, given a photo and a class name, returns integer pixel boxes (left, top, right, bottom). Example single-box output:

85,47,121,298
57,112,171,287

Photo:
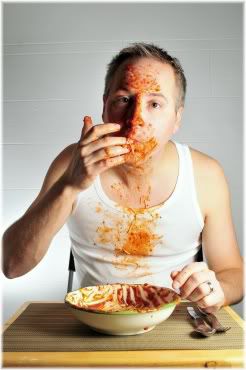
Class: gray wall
2,3,243,321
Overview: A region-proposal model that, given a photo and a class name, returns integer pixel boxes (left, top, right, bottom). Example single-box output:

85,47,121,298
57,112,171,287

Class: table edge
3,349,244,367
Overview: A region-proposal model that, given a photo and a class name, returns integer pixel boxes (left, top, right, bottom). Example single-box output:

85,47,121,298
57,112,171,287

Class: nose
126,95,145,128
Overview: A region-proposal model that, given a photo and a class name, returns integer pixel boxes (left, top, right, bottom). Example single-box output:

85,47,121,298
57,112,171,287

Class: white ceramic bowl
65,283,180,336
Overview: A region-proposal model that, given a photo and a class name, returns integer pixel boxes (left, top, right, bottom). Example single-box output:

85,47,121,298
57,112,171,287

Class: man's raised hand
62,116,130,192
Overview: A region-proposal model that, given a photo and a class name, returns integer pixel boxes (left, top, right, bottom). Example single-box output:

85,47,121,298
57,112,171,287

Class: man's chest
100,171,179,210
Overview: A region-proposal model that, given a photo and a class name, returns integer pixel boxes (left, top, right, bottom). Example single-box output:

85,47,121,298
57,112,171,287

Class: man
3,43,243,313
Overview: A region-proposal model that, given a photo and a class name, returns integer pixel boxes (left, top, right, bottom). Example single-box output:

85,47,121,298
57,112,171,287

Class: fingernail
84,116,92,124
122,147,130,152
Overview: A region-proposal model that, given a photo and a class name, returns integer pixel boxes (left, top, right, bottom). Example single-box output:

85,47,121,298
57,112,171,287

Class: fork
197,307,231,333
187,307,216,337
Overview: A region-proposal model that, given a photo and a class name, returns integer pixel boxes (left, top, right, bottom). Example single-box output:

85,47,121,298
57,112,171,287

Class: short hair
104,42,187,109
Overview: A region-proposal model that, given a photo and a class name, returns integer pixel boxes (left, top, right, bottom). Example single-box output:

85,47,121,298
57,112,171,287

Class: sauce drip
95,198,163,277
118,207,161,257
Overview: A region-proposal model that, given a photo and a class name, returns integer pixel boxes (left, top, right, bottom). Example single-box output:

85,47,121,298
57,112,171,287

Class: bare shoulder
189,146,229,216
190,147,225,178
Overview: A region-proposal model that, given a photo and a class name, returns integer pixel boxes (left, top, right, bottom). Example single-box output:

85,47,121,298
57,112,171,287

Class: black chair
196,245,203,262
67,249,75,293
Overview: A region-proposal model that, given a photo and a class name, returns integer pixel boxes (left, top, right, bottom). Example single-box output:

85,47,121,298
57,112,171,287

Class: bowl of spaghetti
65,283,180,335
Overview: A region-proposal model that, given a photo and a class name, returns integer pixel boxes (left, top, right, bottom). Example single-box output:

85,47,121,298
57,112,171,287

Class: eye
150,101,161,109
116,96,130,104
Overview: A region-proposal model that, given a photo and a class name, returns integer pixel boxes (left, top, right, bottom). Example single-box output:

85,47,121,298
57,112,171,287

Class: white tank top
67,141,204,289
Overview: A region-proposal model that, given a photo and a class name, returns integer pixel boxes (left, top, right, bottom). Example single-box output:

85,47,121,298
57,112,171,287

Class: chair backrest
67,249,75,293
196,245,203,262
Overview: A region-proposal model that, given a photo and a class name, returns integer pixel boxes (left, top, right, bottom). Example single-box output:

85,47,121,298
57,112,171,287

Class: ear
102,94,107,121
172,106,184,135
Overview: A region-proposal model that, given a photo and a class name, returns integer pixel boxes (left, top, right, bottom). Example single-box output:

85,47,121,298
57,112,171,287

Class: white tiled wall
2,3,243,321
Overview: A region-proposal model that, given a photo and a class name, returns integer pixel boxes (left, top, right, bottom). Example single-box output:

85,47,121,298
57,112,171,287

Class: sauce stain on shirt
95,190,163,277
117,207,162,257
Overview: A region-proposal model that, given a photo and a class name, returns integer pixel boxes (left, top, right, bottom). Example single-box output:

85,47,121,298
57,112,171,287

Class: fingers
172,262,208,290
178,270,216,300
75,118,132,184
87,154,127,178
196,279,225,311
81,116,93,139
196,304,220,314
81,123,121,145
170,270,180,280
84,145,130,166
185,281,212,302
171,262,225,312
79,121,131,170
98,155,127,172
80,136,128,157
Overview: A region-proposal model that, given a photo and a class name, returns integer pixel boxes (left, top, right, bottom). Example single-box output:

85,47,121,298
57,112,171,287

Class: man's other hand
171,262,225,313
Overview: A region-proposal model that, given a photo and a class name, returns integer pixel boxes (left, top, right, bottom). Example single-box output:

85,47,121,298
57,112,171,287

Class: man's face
103,57,183,164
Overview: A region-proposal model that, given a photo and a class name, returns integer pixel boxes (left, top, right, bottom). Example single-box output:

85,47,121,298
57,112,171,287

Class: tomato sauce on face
120,63,160,163
124,64,161,96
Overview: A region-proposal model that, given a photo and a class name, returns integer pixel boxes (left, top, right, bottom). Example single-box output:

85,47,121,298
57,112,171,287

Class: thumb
81,116,93,139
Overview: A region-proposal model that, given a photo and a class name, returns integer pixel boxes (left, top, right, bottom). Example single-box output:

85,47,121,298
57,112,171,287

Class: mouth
124,137,158,164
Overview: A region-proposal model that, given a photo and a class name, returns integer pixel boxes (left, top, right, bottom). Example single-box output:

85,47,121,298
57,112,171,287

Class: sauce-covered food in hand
65,283,180,313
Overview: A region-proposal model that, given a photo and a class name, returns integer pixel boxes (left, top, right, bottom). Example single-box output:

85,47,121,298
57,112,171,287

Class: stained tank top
66,141,204,289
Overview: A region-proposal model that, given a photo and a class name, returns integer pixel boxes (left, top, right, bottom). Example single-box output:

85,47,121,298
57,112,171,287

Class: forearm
216,267,244,306
3,178,78,278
